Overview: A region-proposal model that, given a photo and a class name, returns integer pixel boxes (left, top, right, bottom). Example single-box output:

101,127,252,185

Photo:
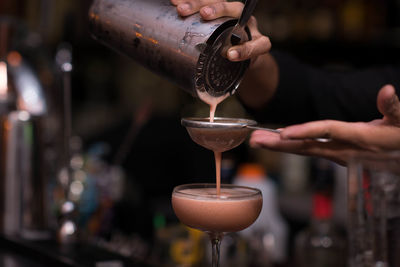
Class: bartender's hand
171,0,279,109
171,0,270,63
249,85,400,165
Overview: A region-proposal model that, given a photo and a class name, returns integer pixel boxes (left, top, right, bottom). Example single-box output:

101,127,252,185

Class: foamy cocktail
172,183,262,266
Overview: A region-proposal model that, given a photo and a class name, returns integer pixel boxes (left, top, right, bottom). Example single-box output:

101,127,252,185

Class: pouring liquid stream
198,91,230,195
196,0,255,194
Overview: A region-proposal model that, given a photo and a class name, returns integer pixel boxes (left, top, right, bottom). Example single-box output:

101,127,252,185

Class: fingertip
384,84,395,91
199,6,215,18
177,3,192,15
378,84,399,113
379,84,396,98
227,49,240,61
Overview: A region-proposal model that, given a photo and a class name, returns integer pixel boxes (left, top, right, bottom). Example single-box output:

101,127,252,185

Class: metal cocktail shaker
88,0,251,98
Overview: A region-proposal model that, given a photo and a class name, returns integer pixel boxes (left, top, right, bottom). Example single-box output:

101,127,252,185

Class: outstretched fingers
249,129,331,152
249,129,352,165
280,120,400,150
280,120,344,141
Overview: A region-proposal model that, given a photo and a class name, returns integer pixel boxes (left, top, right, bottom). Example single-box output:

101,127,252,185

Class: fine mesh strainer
181,117,257,152
182,117,331,152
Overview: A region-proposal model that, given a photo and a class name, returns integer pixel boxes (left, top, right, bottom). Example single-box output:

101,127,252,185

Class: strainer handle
246,125,280,133
230,0,258,45
238,0,258,28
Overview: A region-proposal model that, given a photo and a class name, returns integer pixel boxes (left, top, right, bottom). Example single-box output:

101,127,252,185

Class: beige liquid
198,91,230,195
172,187,262,233
198,91,229,123
214,151,221,195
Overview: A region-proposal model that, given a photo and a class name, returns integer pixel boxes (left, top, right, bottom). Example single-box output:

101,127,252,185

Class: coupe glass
171,183,263,267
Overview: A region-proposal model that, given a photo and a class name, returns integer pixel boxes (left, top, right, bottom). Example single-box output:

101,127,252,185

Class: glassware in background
295,158,347,267
347,152,400,267
0,18,51,240
233,162,288,266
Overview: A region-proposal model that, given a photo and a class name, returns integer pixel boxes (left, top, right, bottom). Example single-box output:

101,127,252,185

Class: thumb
377,84,400,125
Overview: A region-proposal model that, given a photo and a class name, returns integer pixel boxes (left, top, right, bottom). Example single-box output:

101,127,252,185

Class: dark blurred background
1,0,399,266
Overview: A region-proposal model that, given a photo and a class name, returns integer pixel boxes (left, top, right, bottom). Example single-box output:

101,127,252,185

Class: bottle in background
294,158,347,267
233,163,288,266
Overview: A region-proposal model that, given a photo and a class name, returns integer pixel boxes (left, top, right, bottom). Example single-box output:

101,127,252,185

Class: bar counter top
0,235,153,267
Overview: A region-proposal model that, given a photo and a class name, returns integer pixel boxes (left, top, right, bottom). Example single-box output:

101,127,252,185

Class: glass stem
210,233,223,267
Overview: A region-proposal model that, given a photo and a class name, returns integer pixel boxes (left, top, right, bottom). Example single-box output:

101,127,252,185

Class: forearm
236,53,279,110
238,51,400,124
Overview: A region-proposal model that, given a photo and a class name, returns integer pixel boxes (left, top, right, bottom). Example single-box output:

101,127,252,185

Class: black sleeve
241,50,400,125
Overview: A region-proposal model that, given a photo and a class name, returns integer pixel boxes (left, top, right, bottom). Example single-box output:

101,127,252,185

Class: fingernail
228,49,239,60
202,6,215,16
178,3,191,13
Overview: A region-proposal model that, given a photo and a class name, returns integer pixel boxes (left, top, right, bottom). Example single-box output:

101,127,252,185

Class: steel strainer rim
181,117,257,129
